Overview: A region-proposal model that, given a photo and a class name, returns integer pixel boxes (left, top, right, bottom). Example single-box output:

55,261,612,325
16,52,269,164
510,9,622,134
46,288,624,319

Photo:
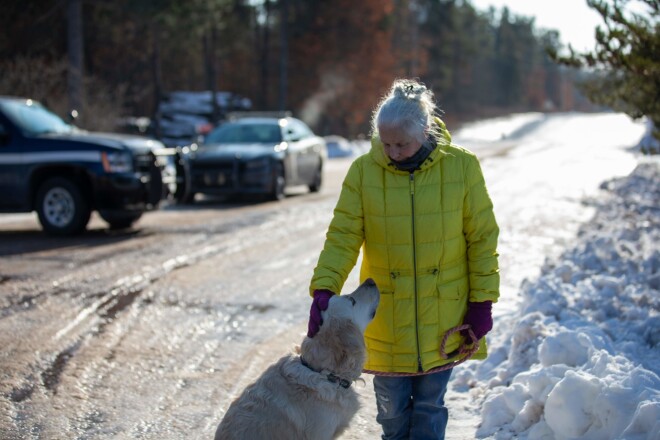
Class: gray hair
371,79,440,143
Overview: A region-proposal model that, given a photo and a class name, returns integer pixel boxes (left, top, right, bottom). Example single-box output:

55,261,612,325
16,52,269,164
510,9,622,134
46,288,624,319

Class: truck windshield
0,99,72,135
205,123,282,145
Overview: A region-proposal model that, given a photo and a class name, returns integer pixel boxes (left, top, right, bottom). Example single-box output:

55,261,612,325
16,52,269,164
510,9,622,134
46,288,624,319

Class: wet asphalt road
0,159,354,439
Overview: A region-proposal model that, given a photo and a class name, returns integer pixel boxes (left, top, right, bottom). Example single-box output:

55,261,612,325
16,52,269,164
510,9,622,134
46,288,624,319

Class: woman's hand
307,290,335,337
461,301,493,341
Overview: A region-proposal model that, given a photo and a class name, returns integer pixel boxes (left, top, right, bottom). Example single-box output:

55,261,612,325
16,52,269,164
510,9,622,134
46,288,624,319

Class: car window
206,122,282,144
285,119,313,141
0,100,72,135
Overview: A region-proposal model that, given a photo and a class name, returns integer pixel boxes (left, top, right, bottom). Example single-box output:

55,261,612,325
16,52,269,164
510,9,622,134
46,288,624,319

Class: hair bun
392,79,427,101
371,78,439,143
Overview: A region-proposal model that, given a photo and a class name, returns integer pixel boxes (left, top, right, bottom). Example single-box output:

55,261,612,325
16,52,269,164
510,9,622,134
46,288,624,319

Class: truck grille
191,160,237,188
134,152,156,173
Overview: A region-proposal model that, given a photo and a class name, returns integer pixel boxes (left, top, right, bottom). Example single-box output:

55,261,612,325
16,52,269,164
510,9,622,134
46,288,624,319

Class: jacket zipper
409,172,422,371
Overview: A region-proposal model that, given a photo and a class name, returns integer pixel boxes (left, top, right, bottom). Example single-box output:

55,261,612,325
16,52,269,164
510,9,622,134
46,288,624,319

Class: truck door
0,117,27,210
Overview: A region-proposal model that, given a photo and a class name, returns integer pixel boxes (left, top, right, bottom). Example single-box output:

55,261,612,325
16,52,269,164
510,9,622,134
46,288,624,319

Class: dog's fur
215,279,380,440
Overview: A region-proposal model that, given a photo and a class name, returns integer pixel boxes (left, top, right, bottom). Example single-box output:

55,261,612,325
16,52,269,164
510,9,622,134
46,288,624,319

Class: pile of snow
455,161,660,439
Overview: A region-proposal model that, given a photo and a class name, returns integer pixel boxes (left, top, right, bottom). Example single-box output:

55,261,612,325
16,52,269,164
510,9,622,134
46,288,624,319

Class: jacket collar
370,117,452,174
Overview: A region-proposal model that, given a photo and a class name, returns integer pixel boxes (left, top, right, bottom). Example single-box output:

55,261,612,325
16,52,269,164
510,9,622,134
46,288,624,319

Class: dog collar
300,356,352,389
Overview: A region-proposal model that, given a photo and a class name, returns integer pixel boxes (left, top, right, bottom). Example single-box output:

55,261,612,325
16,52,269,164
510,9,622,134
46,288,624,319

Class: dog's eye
348,297,356,306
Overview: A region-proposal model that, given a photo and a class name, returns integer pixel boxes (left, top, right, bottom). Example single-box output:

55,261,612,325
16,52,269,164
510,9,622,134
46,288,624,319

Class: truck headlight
101,151,133,173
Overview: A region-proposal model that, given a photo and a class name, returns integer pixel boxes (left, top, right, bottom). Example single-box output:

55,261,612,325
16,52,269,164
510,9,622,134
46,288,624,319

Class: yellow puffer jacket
310,118,499,373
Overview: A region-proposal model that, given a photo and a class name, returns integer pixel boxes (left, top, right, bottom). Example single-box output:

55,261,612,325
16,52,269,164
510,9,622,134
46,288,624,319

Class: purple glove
307,290,335,338
461,301,493,341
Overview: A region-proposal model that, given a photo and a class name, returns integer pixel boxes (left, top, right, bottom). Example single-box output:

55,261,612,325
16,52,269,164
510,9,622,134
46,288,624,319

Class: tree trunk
409,0,419,77
204,26,220,122
259,0,271,109
151,22,163,139
278,0,289,112
67,0,84,121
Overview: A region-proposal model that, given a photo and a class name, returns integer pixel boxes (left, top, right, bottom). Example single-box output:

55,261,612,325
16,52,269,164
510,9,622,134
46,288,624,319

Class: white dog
215,279,380,440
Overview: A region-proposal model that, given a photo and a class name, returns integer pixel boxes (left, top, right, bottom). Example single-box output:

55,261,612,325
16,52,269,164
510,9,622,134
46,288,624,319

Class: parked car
0,96,173,235
179,116,326,202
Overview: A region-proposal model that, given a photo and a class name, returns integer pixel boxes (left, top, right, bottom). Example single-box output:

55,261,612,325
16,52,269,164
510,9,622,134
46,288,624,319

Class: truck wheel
98,211,143,230
36,177,91,235
176,191,195,205
173,180,194,204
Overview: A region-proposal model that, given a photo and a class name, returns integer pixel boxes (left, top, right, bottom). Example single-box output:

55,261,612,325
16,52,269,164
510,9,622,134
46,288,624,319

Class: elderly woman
308,78,500,439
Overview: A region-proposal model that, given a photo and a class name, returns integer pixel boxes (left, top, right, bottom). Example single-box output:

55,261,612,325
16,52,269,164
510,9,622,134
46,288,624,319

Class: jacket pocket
436,278,468,346
437,277,468,301
368,289,395,344
437,286,460,301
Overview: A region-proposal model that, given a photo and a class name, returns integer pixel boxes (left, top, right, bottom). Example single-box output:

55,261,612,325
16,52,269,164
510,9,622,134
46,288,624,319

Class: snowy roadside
459,159,660,439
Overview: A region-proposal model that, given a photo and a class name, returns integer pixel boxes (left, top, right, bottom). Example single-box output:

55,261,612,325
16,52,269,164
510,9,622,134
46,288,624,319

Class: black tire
176,191,196,205
98,211,143,230
308,165,323,193
268,164,286,201
171,154,192,204
147,152,163,206
35,177,91,236
171,180,187,203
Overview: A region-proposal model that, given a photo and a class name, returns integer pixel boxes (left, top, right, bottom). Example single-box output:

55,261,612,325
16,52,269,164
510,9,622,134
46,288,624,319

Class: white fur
215,279,380,440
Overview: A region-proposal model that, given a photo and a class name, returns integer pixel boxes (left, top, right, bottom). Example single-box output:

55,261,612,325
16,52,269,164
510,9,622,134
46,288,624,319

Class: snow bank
459,161,660,439
454,113,547,143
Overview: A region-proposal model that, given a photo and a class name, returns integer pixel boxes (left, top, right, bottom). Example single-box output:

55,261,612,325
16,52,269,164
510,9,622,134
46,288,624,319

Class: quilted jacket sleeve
309,160,365,296
463,154,500,303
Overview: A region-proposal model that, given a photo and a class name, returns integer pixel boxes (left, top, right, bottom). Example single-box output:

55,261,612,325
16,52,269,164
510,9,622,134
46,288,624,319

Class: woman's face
379,125,423,162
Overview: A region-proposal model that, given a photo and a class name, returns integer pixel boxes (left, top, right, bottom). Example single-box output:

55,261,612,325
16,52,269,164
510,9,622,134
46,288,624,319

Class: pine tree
549,0,660,140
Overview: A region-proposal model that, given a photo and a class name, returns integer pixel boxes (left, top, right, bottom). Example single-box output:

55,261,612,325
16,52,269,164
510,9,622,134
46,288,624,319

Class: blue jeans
373,369,453,440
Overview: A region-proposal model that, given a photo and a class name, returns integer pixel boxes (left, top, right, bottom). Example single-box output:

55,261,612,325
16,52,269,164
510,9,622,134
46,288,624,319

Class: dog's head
301,279,380,380
323,278,380,334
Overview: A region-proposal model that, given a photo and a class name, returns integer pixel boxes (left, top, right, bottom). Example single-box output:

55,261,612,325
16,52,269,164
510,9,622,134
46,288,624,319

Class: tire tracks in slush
2,199,337,438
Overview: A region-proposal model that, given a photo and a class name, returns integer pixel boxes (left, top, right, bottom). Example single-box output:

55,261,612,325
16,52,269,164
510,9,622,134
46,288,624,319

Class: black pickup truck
0,96,176,235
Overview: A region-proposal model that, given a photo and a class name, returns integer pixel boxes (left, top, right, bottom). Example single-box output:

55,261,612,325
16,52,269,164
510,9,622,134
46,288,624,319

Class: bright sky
470,0,604,51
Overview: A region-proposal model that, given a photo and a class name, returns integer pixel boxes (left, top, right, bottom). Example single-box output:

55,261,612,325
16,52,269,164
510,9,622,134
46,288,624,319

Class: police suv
0,96,172,235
